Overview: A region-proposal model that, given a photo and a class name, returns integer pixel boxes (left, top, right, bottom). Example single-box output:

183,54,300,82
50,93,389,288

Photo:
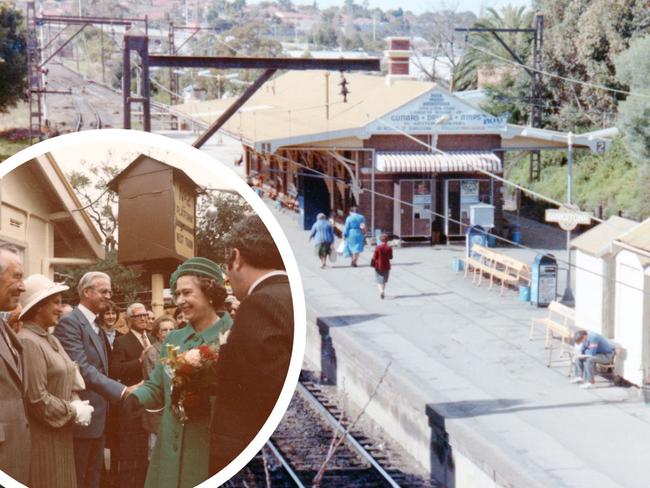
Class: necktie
142,332,151,348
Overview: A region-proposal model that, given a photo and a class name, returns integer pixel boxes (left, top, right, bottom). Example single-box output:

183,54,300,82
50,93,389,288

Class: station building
176,38,612,242
1,153,104,278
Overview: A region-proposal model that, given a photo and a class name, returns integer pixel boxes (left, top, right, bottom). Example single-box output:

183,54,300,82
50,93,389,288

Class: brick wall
364,134,431,152
358,178,395,235
437,134,501,151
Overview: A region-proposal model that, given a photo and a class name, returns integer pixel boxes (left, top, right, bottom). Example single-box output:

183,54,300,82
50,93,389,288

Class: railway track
232,372,435,487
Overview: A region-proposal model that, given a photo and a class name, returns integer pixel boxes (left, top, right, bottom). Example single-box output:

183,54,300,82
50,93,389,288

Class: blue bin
452,257,464,272
519,285,531,302
487,234,497,247
512,230,522,244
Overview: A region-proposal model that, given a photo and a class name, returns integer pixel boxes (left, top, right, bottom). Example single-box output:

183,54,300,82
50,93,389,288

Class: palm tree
452,5,534,92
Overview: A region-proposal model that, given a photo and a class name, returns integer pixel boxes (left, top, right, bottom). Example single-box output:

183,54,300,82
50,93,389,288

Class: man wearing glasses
110,303,152,488
54,272,136,488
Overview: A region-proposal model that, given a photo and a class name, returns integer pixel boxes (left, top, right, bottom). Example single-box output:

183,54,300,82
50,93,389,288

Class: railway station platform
268,204,650,488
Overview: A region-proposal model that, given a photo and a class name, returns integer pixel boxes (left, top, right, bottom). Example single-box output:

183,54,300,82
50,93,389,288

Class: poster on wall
460,180,479,203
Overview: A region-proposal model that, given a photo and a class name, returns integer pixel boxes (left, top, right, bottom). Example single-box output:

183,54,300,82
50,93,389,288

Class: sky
250,0,533,15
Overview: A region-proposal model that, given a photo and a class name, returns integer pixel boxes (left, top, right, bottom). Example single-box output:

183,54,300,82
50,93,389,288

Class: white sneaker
570,377,584,384
579,382,595,389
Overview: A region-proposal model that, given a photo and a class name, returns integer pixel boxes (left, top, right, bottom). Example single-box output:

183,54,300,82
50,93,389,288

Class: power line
466,42,650,100
372,116,605,224
266,151,650,297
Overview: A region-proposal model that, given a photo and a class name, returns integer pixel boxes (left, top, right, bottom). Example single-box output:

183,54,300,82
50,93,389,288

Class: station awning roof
376,151,502,174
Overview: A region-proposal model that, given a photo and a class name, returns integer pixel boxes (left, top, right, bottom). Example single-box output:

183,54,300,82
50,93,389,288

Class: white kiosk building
571,216,636,338
613,219,650,386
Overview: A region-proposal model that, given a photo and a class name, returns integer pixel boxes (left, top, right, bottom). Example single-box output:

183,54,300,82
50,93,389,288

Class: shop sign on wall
369,90,508,133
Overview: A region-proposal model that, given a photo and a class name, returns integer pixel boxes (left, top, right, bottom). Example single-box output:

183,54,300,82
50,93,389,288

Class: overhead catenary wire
465,41,650,100
371,116,606,225
266,150,650,297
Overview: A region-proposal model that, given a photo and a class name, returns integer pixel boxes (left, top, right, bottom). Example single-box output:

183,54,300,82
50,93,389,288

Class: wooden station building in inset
177,38,613,242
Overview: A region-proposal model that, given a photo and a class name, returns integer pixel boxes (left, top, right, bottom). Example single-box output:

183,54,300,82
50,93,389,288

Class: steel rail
296,382,402,488
264,439,307,488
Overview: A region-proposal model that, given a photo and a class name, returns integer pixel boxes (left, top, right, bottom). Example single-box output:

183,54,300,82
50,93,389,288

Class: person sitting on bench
571,330,614,389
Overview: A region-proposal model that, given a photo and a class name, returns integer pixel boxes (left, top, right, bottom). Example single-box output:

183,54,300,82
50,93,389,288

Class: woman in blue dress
343,206,366,267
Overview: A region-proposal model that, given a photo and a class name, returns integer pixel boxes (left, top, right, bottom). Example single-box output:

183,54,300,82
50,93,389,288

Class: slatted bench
461,244,531,295
567,340,623,381
529,300,579,368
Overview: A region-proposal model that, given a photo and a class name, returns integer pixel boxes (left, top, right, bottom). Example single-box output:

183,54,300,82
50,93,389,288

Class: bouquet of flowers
163,343,221,424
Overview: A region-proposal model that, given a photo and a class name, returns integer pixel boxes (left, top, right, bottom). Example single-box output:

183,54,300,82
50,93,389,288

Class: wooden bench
529,300,579,369
567,341,622,381
462,244,531,295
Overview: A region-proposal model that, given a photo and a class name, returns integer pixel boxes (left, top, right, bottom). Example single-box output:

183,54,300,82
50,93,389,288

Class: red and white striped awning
375,151,502,174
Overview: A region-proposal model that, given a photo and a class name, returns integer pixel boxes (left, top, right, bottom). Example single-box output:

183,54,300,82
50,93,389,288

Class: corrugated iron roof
616,218,650,253
375,151,502,174
571,216,637,257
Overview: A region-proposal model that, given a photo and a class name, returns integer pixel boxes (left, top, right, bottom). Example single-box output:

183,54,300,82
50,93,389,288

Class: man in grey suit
54,271,133,488
0,244,29,485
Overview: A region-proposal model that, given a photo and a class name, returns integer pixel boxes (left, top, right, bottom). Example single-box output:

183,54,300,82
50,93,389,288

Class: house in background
1,152,104,278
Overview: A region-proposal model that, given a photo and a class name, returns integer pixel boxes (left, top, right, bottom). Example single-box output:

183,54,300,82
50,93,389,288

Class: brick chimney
384,37,413,85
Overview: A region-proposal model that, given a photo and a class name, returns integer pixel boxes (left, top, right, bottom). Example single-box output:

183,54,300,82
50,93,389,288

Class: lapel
128,330,145,356
75,308,109,372
0,320,23,387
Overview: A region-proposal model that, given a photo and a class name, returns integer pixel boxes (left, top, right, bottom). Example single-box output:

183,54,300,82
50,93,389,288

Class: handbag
370,257,376,268
336,240,346,255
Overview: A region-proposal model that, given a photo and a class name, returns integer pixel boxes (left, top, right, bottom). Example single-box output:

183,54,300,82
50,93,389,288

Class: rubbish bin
531,254,557,307
510,224,522,245
466,225,488,260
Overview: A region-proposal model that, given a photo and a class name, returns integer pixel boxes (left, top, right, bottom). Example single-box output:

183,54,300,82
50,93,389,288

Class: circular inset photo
0,129,305,488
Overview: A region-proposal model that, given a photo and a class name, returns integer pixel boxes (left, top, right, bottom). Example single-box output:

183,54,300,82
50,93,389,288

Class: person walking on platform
309,213,335,269
343,206,366,267
372,233,393,299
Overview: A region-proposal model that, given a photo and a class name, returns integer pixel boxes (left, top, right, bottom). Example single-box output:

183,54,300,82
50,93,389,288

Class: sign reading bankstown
545,205,592,231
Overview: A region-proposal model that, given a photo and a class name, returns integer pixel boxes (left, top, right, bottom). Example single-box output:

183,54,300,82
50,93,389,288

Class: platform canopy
375,151,502,174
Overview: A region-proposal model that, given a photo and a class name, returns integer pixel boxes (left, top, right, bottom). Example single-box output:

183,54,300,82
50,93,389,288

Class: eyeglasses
131,313,149,319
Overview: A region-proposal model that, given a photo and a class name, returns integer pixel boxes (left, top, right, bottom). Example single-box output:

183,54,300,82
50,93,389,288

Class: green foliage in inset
0,4,27,112
195,192,252,265
58,250,146,308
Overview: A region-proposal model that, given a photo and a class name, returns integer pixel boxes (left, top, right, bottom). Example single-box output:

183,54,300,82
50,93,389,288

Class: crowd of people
0,215,294,488
309,207,394,299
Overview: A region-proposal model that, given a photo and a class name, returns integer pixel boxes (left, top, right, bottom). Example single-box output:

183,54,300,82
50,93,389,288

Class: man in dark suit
110,303,152,488
209,215,294,475
0,245,29,485
54,271,131,488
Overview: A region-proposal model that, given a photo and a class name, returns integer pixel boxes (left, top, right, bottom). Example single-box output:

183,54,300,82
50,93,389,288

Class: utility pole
455,13,544,180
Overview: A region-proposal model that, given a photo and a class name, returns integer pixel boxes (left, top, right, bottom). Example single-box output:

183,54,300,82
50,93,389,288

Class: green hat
169,257,225,291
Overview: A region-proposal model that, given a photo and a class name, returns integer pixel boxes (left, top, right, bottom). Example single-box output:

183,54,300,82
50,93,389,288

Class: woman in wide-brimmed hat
129,257,232,488
17,274,94,488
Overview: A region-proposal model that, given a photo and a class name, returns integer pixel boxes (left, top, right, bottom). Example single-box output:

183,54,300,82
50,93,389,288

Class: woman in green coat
130,258,233,488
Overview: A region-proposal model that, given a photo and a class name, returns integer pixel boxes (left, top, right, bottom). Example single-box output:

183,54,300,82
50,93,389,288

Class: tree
452,6,534,92
67,161,120,244
615,35,650,216
58,250,147,308
532,0,648,130
195,192,252,265
615,35,650,166
0,4,27,112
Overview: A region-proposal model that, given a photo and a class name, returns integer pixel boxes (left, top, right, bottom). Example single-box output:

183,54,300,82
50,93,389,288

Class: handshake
70,399,94,427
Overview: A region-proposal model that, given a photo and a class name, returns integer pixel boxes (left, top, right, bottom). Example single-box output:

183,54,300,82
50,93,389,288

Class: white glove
71,399,94,427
